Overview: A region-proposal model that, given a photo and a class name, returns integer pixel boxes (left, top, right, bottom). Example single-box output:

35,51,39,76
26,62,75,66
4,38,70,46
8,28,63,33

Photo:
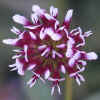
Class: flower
3,5,98,95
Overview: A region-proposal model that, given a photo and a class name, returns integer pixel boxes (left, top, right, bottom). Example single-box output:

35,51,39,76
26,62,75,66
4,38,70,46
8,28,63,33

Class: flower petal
65,9,73,22
41,47,50,57
40,27,46,40
16,59,24,76
12,54,22,59
78,74,85,82
27,78,36,88
29,32,37,40
86,52,98,60
11,26,21,35
51,86,55,96
57,85,61,95
68,51,81,67
31,13,39,24
27,64,36,71
24,45,28,62
56,44,66,49
2,39,19,45
64,9,73,29
76,77,81,85
78,60,87,66
84,31,93,37
66,37,75,58
61,65,66,74
50,6,58,17
45,28,62,41
12,14,30,25
44,69,50,79
38,45,47,50
32,5,45,15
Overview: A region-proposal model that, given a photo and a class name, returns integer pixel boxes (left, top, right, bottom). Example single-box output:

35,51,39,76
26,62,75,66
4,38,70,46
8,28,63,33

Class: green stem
65,75,72,100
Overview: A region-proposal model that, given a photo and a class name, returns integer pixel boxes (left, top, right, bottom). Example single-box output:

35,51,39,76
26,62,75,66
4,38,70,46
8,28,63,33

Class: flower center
35,39,67,69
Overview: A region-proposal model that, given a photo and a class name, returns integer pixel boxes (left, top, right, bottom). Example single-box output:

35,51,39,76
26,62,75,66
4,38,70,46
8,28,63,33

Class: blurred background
0,0,100,100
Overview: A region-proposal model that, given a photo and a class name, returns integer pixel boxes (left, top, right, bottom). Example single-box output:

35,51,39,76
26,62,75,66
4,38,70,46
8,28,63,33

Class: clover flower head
3,5,98,95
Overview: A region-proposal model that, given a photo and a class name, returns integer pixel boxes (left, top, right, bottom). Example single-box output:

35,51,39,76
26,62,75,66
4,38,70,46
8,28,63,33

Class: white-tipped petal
51,33,62,41
32,71,40,77
24,45,28,62
11,26,21,35
27,64,36,71
40,28,46,40
32,5,45,16
48,77,56,81
27,78,36,88
50,6,58,17
12,54,21,59
70,28,78,34
38,45,47,50
12,14,29,25
55,51,63,58
78,74,85,82
64,28,69,37
55,20,59,30
78,27,82,33
32,72,45,83
18,32,24,39
41,48,50,57
31,13,39,24
76,27,85,47
59,78,65,82
61,65,66,74
10,67,17,71
16,59,24,76
57,85,61,95
52,50,56,59
2,39,18,45
69,72,76,78
44,13,54,20
12,49,22,53
24,25,41,29
84,31,93,37
45,28,62,41
58,26,65,31
65,9,73,22
27,78,33,85
29,32,37,40
32,5,40,12
76,77,81,85
68,51,80,67
51,86,55,96
9,64,16,68
29,80,36,88
66,37,75,57
79,67,85,72
68,59,75,67
52,50,63,58
78,60,87,66
44,69,50,79
86,52,98,60
56,44,66,48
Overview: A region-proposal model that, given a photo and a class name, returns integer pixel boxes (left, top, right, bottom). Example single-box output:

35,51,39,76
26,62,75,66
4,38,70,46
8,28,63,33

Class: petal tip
65,9,73,23
32,5,40,12
87,52,98,60
12,14,29,25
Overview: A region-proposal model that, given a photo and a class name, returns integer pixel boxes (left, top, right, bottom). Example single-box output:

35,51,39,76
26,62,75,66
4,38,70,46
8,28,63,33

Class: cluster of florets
3,5,98,95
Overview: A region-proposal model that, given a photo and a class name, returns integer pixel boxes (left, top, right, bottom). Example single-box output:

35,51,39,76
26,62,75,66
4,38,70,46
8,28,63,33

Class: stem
65,75,72,100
